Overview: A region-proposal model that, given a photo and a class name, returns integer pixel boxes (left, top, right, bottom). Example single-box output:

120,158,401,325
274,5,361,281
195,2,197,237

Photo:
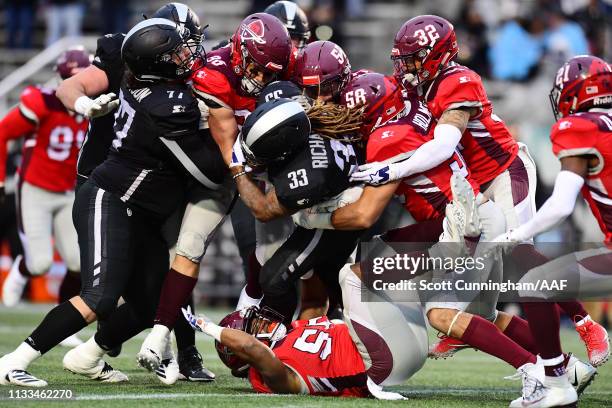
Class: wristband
232,170,248,180
203,323,223,342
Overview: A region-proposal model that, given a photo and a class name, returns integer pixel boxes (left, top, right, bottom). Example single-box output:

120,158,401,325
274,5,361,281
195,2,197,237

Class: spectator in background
542,4,590,66
45,0,85,46
101,0,131,35
5,0,37,49
488,16,545,81
455,0,490,77
569,0,608,58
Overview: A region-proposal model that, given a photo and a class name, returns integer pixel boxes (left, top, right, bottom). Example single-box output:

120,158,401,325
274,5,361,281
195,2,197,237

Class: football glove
350,161,397,185
74,93,120,118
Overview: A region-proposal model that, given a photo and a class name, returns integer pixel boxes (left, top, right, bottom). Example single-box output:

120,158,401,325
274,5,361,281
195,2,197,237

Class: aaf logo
241,19,266,44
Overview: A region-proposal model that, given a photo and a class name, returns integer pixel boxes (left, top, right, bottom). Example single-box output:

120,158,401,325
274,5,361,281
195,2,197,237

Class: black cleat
178,345,215,382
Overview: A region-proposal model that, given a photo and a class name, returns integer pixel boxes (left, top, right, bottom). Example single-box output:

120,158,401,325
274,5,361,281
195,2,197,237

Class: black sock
25,301,87,354
174,297,195,352
94,302,148,351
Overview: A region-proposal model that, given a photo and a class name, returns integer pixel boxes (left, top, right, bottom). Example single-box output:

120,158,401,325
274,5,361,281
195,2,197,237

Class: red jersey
0,86,87,192
421,63,518,187
191,45,257,125
367,97,478,221
550,111,612,243
249,316,368,397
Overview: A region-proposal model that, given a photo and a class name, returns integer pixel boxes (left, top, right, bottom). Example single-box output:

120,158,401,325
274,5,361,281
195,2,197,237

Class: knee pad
175,231,207,263
24,255,52,276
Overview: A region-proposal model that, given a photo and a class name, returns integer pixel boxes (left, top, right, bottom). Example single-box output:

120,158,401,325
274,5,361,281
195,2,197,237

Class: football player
295,71,597,400
56,3,216,382
351,15,607,369
0,47,90,348
182,258,429,400
0,18,223,387
491,55,612,407
229,81,364,323
138,12,294,377
264,1,311,50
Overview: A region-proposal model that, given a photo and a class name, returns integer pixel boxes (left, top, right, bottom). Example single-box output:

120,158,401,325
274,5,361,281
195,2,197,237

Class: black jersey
76,33,125,182
91,80,226,218
268,134,361,211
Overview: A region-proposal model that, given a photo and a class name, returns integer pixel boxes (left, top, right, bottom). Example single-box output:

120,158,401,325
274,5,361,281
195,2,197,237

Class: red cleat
428,334,472,359
575,317,610,367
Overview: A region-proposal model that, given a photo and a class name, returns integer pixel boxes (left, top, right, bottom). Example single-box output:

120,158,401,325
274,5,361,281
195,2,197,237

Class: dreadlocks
306,100,364,141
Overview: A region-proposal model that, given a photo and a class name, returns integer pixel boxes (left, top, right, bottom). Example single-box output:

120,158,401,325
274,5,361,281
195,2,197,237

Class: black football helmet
152,2,204,44
240,98,311,166
122,18,199,80
264,1,310,49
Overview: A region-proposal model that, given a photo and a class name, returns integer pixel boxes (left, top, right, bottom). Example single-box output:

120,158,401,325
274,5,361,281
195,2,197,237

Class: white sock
150,324,170,341
575,315,591,327
11,342,41,368
236,286,262,311
80,336,106,360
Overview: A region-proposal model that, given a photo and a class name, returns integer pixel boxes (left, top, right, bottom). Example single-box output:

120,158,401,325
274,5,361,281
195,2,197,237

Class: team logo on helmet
241,20,266,44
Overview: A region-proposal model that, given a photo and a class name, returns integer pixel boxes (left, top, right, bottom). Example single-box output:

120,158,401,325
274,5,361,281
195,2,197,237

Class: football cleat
510,374,577,408
2,255,27,307
440,201,467,243
137,327,169,372
59,334,84,348
450,173,481,237
507,362,545,408
178,345,215,382
565,353,597,395
428,334,472,359
575,317,610,367
63,346,128,382
154,334,179,385
0,369,47,387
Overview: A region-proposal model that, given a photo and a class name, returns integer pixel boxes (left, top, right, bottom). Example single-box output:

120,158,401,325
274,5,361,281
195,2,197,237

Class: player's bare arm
331,182,400,229
218,328,303,394
209,106,239,166
560,154,590,178
230,166,290,221
437,107,476,133
56,65,109,107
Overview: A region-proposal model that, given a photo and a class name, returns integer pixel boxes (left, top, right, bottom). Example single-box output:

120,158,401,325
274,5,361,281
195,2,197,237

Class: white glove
350,161,399,185
181,306,223,341
230,134,247,169
482,230,520,258
74,93,119,118
366,378,407,400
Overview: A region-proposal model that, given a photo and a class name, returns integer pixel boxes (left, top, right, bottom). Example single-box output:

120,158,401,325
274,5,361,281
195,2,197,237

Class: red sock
245,251,262,299
557,301,588,322
58,270,81,303
503,315,538,355
522,302,562,360
154,268,197,329
460,315,536,369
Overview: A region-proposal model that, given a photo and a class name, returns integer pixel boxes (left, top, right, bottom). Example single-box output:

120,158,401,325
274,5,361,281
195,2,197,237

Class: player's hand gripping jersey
421,63,518,186
249,316,369,397
0,86,88,192
267,134,361,211
367,96,477,221
550,110,612,243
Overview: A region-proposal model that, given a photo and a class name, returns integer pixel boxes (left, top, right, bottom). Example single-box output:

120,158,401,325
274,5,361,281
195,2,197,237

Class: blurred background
0,0,610,322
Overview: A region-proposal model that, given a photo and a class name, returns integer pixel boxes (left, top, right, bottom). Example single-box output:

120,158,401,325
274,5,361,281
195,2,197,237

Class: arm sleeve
511,170,584,241
386,124,461,178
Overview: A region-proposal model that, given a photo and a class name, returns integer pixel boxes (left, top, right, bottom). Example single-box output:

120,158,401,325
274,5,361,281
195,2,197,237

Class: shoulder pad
192,68,233,109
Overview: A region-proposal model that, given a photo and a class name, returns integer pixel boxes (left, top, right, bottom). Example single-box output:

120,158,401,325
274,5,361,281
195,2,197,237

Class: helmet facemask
161,27,203,79
391,48,429,89
240,56,280,96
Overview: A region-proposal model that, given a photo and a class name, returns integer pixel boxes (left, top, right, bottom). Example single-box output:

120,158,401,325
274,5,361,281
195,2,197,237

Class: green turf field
0,304,610,407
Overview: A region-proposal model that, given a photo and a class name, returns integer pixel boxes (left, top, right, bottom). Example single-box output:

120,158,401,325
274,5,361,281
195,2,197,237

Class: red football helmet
55,46,92,79
231,13,292,96
215,306,286,377
391,15,458,90
340,72,405,137
549,55,612,120
293,40,351,102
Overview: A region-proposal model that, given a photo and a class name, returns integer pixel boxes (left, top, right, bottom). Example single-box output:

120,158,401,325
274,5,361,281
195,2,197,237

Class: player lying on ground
183,261,429,399
490,55,612,407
